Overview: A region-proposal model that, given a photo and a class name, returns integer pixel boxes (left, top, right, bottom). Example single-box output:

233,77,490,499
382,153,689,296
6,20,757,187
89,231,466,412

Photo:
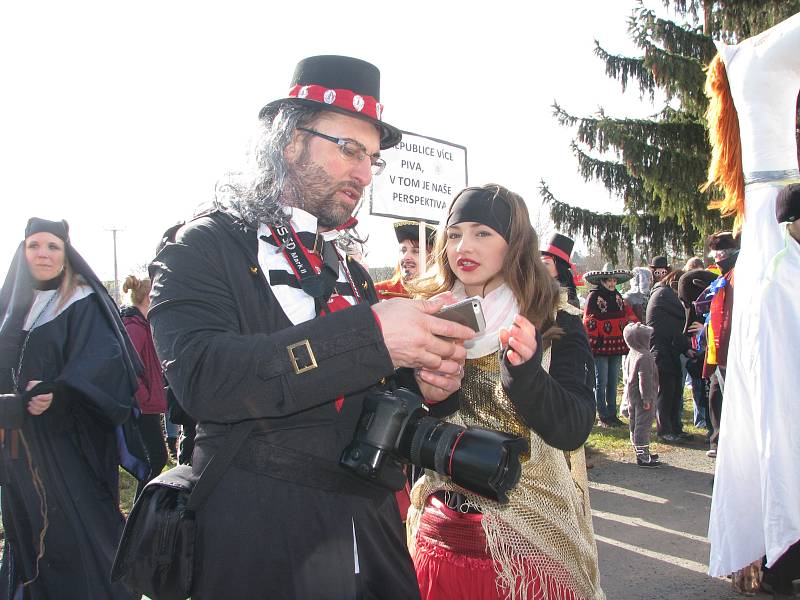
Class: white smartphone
435,296,486,333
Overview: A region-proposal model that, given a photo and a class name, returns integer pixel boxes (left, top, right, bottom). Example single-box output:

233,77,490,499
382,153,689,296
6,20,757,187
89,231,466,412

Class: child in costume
621,322,660,467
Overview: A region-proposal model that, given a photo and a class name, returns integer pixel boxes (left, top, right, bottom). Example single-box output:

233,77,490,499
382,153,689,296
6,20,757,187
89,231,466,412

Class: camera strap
267,223,354,315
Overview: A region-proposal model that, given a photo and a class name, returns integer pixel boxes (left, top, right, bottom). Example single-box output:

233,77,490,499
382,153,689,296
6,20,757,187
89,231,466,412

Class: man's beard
400,261,418,281
284,160,363,229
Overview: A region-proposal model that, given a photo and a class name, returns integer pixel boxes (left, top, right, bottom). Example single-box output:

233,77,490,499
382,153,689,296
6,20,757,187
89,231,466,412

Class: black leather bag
111,465,196,600
112,422,253,599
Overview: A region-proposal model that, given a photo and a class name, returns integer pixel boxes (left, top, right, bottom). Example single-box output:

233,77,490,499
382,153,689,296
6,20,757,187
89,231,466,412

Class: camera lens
342,388,527,503
407,417,462,474
402,415,527,504
447,428,528,503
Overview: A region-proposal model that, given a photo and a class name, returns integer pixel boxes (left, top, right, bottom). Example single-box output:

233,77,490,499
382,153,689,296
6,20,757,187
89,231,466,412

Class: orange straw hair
702,53,745,232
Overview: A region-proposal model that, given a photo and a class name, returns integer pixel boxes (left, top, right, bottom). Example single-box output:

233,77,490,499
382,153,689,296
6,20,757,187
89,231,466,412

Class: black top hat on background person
393,221,437,246
258,55,402,149
540,232,580,307
540,233,575,267
775,183,800,223
649,256,670,270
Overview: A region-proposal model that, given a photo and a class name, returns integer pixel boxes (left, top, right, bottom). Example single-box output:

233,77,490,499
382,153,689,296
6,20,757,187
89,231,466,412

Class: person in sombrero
375,220,436,299
582,263,638,427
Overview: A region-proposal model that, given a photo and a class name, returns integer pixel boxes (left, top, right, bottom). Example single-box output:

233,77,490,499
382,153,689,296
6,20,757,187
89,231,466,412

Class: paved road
589,442,770,600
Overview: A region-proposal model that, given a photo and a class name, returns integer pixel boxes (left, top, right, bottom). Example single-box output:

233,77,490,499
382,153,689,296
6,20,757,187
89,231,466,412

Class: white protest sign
369,131,467,224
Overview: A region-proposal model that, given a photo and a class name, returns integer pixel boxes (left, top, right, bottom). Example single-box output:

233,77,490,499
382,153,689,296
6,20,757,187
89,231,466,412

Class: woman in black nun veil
0,218,140,600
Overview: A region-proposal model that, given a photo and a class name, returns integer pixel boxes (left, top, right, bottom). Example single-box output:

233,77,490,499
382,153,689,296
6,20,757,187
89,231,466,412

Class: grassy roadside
119,468,138,516
586,390,708,461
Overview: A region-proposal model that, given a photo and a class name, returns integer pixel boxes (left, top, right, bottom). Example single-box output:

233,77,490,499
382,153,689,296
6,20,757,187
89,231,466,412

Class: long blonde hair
54,258,79,312
412,184,560,332
702,53,745,232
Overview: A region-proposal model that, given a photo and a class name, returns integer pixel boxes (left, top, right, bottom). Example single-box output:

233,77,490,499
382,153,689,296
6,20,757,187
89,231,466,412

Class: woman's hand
25,380,53,416
499,314,538,366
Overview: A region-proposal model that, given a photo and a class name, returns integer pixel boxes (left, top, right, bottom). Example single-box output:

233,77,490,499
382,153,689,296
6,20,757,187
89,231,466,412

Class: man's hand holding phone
414,295,486,402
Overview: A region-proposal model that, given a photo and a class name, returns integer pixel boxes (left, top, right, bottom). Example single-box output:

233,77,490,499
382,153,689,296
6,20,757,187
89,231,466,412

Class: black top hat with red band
258,55,402,150
540,233,575,267
393,221,436,246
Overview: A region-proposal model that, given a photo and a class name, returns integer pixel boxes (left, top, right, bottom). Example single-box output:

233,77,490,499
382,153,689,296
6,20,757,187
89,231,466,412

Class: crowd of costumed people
0,11,798,599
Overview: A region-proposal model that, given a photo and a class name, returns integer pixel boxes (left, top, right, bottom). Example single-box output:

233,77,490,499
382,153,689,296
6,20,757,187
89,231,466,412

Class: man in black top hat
649,255,670,284
148,55,474,600
375,220,436,299
540,232,579,308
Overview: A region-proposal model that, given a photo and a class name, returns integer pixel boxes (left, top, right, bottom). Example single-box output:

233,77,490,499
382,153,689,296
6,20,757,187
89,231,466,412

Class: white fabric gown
708,12,800,576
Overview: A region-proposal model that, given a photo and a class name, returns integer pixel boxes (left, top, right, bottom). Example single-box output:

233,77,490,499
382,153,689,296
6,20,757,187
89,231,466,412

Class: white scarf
451,281,519,359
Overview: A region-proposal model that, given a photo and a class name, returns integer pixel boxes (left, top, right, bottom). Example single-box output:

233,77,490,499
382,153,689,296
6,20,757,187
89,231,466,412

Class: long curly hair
219,103,325,228
702,53,745,232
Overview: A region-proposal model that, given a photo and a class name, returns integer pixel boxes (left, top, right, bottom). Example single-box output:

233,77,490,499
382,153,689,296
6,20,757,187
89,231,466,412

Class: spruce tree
541,0,800,264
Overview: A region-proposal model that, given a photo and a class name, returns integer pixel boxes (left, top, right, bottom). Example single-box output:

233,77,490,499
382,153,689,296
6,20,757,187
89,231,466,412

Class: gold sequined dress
408,305,604,600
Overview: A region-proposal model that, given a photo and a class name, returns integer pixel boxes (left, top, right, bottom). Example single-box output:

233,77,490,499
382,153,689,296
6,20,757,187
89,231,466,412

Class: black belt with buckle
232,436,387,501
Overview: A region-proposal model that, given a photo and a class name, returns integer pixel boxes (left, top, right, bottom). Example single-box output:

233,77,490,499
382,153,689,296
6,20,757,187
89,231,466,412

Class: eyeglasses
297,128,386,176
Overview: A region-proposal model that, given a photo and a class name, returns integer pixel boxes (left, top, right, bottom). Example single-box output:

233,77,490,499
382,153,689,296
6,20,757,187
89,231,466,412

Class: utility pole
105,227,124,303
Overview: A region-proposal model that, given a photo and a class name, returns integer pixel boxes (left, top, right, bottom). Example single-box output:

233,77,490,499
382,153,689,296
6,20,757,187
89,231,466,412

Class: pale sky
1,1,675,284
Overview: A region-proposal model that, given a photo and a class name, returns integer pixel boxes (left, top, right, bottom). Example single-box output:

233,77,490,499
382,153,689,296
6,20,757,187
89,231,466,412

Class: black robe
0,289,137,600
148,210,419,600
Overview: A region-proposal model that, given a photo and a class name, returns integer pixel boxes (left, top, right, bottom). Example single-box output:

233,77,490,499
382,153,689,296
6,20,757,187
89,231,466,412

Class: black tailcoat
148,210,420,600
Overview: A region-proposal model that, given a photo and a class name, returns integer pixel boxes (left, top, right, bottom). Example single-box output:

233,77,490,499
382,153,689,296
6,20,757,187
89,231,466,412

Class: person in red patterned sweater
582,263,638,427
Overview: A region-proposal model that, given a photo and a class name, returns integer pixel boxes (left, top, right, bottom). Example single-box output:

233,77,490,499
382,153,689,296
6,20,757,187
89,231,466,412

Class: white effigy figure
704,12,800,579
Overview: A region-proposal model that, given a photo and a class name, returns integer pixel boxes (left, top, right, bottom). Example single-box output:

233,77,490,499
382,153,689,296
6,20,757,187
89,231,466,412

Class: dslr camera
340,387,528,504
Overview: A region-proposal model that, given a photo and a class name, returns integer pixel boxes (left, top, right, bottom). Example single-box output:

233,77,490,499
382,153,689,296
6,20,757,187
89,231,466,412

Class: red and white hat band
542,244,572,265
289,84,383,121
